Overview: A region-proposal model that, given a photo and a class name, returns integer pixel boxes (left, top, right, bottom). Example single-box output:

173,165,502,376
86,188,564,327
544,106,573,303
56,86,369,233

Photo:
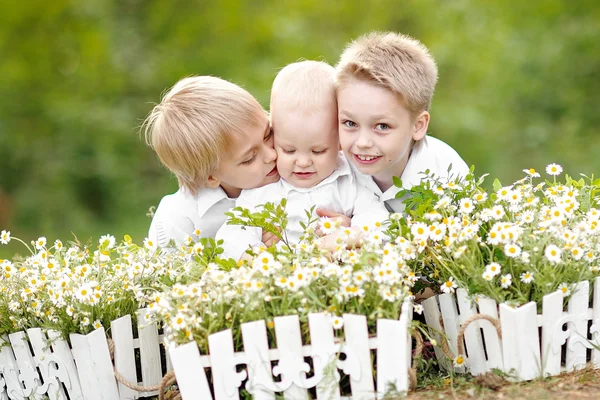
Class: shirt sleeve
216,190,263,260
350,183,390,230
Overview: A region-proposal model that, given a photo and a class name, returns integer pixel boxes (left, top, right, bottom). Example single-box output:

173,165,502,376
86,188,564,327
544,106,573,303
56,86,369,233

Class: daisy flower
441,277,458,294
453,355,465,367
520,271,534,284
318,217,336,235
523,168,540,178
331,315,344,329
500,274,512,289
546,163,563,176
0,230,10,245
544,244,562,263
414,304,424,315
486,262,502,277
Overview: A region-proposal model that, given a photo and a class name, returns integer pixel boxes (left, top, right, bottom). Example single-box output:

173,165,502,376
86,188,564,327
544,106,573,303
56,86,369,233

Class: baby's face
272,103,339,188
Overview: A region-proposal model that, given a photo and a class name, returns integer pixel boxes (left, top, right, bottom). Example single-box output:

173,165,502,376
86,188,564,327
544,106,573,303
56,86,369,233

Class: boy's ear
412,111,430,141
206,175,221,188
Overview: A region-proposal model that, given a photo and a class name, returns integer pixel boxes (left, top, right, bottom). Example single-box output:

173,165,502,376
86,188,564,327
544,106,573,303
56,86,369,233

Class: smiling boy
335,32,469,211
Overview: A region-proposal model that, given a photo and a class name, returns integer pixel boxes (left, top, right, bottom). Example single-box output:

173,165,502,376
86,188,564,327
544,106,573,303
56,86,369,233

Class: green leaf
392,176,402,188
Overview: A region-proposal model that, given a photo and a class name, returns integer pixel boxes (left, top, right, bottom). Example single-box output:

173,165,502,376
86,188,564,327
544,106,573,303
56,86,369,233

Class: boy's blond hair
143,76,265,194
270,60,336,112
336,32,438,116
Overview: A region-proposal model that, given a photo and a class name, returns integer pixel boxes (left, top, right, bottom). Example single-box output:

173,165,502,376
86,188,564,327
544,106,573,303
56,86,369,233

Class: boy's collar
195,186,232,218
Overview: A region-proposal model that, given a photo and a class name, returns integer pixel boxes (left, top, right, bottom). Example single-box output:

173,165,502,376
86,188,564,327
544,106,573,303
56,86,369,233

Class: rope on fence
456,314,502,360
409,329,425,391
107,338,181,400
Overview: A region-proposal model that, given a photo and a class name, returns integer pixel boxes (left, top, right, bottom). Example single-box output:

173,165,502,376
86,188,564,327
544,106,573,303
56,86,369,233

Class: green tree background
1,0,599,257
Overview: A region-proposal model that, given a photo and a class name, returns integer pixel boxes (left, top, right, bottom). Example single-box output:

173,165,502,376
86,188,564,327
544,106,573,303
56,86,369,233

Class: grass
407,366,600,399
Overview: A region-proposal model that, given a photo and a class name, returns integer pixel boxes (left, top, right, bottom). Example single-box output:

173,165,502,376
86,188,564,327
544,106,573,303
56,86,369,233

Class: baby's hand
262,229,280,247
315,208,351,237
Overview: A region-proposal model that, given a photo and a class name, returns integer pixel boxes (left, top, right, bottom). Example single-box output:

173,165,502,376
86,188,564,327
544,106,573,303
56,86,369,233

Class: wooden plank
168,342,213,399
47,329,84,400
422,296,451,370
27,328,65,400
241,320,276,399
308,313,341,400
208,329,242,400
273,315,309,400
376,318,408,396
0,335,24,400
9,331,42,399
541,290,564,377
499,302,541,381
438,293,465,373
566,281,590,371
137,308,162,394
111,313,139,399
456,290,486,375
593,277,600,367
70,328,120,400
342,314,375,399
477,297,503,371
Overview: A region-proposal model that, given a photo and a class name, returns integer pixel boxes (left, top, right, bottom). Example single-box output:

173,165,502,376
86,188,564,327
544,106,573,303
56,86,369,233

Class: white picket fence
0,308,171,400
0,302,413,399
169,300,414,399
423,277,600,381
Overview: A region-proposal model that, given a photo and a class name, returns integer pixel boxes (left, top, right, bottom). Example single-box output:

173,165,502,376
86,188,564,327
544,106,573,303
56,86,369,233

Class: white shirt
148,187,234,247
352,135,469,212
217,153,389,260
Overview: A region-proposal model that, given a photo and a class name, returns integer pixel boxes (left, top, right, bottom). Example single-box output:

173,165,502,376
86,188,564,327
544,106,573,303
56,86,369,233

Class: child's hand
261,229,280,247
315,208,351,237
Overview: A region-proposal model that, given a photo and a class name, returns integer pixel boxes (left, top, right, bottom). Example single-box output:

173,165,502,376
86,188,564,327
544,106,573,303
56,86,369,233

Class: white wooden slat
137,309,162,391
47,329,84,400
342,314,375,400
9,331,43,399
70,328,120,400
566,281,589,371
168,342,213,400
241,320,276,400
438,293,464,373
541,290,563,377
273,315,309,400
422,296,451,370
0,335,24,400
499,302,541,381
476,297,503,371
208,329,244,400
165,342,173,372
308,313,340,400
456,290,486,375
27,328,64,400
400,300,413,374
376,318,408,396
593,277,600,367
111,313,139,400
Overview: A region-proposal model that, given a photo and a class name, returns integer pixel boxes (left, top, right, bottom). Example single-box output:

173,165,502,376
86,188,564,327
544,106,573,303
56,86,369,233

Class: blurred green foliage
1,0,599,257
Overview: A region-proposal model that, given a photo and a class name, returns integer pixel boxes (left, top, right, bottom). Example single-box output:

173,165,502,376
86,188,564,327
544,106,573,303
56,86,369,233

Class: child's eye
312,149,328,155
282,149,295,154
264,128,274,141
241,153,257,165
342,120,357,128
375,123,390,131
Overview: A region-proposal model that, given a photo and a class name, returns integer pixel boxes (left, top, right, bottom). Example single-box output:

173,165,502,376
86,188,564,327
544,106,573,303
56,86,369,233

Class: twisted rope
408,329,424,391
456,314,502,358
107,338,181,400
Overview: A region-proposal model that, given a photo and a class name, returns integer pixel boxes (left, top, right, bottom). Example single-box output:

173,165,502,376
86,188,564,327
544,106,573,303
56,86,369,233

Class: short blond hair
143,76,265,194
336,32,438,115
270,60,336,112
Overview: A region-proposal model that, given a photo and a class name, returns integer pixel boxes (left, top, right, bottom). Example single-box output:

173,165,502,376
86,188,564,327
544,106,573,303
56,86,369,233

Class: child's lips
267,166,278,177
353,154,381,165
293,172,315,179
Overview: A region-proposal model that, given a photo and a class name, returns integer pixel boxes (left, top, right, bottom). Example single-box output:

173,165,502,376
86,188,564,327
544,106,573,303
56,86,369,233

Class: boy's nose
296,156,312,167
355,131,374,148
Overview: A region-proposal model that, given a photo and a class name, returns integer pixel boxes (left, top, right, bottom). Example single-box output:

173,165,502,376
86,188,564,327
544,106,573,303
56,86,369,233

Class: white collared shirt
352,135,469,212
217,152,389,260
148,186,234,247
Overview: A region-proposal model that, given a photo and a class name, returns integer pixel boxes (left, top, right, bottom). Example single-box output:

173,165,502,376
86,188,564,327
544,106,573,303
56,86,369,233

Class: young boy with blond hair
217,61,389,260
144,76,280,247
334,32,469,212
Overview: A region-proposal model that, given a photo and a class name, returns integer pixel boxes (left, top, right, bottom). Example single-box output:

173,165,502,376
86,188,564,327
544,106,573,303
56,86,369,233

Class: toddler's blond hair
270,60,336,113
143,76,265,194
336,32,438,116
